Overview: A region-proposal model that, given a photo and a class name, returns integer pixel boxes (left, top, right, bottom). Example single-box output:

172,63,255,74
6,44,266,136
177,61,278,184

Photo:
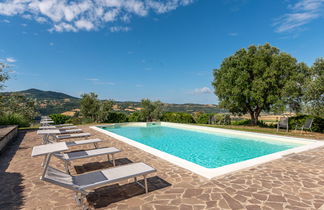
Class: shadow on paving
0,130,29,209
74,158,171,208
87,176,171,209
0,172,24,210
74,158,134,174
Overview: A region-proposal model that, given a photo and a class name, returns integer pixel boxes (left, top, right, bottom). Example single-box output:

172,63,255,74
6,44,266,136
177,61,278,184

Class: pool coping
90,122,324,179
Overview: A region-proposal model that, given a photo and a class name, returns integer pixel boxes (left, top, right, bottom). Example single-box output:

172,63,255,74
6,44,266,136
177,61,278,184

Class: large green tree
140,99,164,122
97,100,114,122
212,43,309,125
80,93,100,122
0,62,9,90
304,58,324,117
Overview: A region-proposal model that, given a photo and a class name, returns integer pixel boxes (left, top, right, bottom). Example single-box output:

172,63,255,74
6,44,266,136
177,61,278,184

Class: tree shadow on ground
0,130,28,209
0,172,24,210
87,176,171,208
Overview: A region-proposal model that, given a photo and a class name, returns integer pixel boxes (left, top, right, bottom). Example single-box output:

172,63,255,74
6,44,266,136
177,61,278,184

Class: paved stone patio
1,125,324,209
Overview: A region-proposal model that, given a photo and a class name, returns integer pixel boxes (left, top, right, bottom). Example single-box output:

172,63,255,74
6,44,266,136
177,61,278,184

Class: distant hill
3,88,79,100
1,89,225,115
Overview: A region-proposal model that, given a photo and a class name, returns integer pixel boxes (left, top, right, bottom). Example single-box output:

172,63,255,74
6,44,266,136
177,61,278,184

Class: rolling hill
1,89,225,115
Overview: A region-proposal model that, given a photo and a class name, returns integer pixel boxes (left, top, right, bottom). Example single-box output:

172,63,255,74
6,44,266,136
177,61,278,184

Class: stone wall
0,126,18,152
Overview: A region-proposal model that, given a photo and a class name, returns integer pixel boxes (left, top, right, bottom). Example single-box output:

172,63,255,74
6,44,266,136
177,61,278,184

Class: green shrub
288,115,323,133
209,114,231,125
0,112,30,127
194,113,211,124
105,112,128,123
49,114,71,124
66,117,83,125
231,119,251,125
231,119,269,127
162,112,195,123
128,112,144,122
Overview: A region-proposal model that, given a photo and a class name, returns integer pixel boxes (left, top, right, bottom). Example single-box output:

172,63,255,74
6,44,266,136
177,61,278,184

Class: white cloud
0,0,195,32
110,26,131,32
75,19,94,30
193,87,213,94
49,42,54,46
6,57,16,63
274,0,324,33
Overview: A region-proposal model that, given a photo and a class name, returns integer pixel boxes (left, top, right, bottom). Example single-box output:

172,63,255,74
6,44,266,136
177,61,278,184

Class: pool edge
90,123,324,179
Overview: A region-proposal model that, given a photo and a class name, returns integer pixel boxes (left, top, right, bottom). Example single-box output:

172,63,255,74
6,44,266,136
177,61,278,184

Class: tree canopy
0,62,9,90
304,58,324,117
140,99,164,122
212,43,310,125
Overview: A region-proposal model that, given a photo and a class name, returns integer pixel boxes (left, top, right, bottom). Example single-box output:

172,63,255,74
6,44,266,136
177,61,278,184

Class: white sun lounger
53,123,74,127
37,130,91,144
39,125,77,130
32,143,156,209
65,138,102,148
56,133,91,140
54,147,121,173
59,129,83,134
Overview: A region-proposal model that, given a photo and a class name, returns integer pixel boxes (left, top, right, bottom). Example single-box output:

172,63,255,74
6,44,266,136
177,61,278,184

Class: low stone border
0,126,18,152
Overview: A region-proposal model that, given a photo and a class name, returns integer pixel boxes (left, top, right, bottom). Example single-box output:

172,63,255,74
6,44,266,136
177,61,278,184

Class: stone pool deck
1,125,324,209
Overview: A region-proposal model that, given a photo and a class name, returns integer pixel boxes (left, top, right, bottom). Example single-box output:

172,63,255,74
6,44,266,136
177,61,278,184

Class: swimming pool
91,122,324,178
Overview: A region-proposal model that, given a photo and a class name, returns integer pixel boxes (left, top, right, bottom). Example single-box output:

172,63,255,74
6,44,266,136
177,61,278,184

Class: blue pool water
102,125,301,168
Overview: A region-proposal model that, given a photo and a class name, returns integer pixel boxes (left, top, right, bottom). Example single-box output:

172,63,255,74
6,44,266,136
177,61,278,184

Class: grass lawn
20,122,324,140
196,124,324,140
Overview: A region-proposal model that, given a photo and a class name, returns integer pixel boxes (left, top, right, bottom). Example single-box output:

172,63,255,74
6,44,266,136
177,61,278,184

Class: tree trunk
250,112,256,125
249,109,261,125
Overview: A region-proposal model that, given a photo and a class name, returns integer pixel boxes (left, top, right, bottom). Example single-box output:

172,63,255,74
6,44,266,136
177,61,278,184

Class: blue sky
0,0,324,104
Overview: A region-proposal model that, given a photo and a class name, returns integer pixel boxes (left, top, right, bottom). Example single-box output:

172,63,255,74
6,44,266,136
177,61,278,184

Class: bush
210,114,231,125
231,119,251,125
162,112,196,123
66,117,83,125
49,114,70,124
105,112,128,123
128,112,144,122
231,119,270,127
194,113,211,124
288,115,324,133
0,112,30,127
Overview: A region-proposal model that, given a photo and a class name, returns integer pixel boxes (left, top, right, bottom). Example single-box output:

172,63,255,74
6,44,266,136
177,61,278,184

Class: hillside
1,89,225,115
7,88,79,100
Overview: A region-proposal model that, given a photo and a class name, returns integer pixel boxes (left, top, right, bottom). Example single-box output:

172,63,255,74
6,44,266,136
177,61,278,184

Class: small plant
49,114,70,124
0,112,30,127
128,112,144,122
105,112,128,123
162,112,196,123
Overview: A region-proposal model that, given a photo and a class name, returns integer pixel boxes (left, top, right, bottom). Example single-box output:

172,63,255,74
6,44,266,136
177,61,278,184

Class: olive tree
140,99,164,122
80,93,100,122
212,43,309,125
304,58,324,117
0,62,9,90
97,100,114,122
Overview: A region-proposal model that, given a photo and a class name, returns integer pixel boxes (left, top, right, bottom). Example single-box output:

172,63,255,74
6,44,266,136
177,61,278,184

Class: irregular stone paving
1,125,324,210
